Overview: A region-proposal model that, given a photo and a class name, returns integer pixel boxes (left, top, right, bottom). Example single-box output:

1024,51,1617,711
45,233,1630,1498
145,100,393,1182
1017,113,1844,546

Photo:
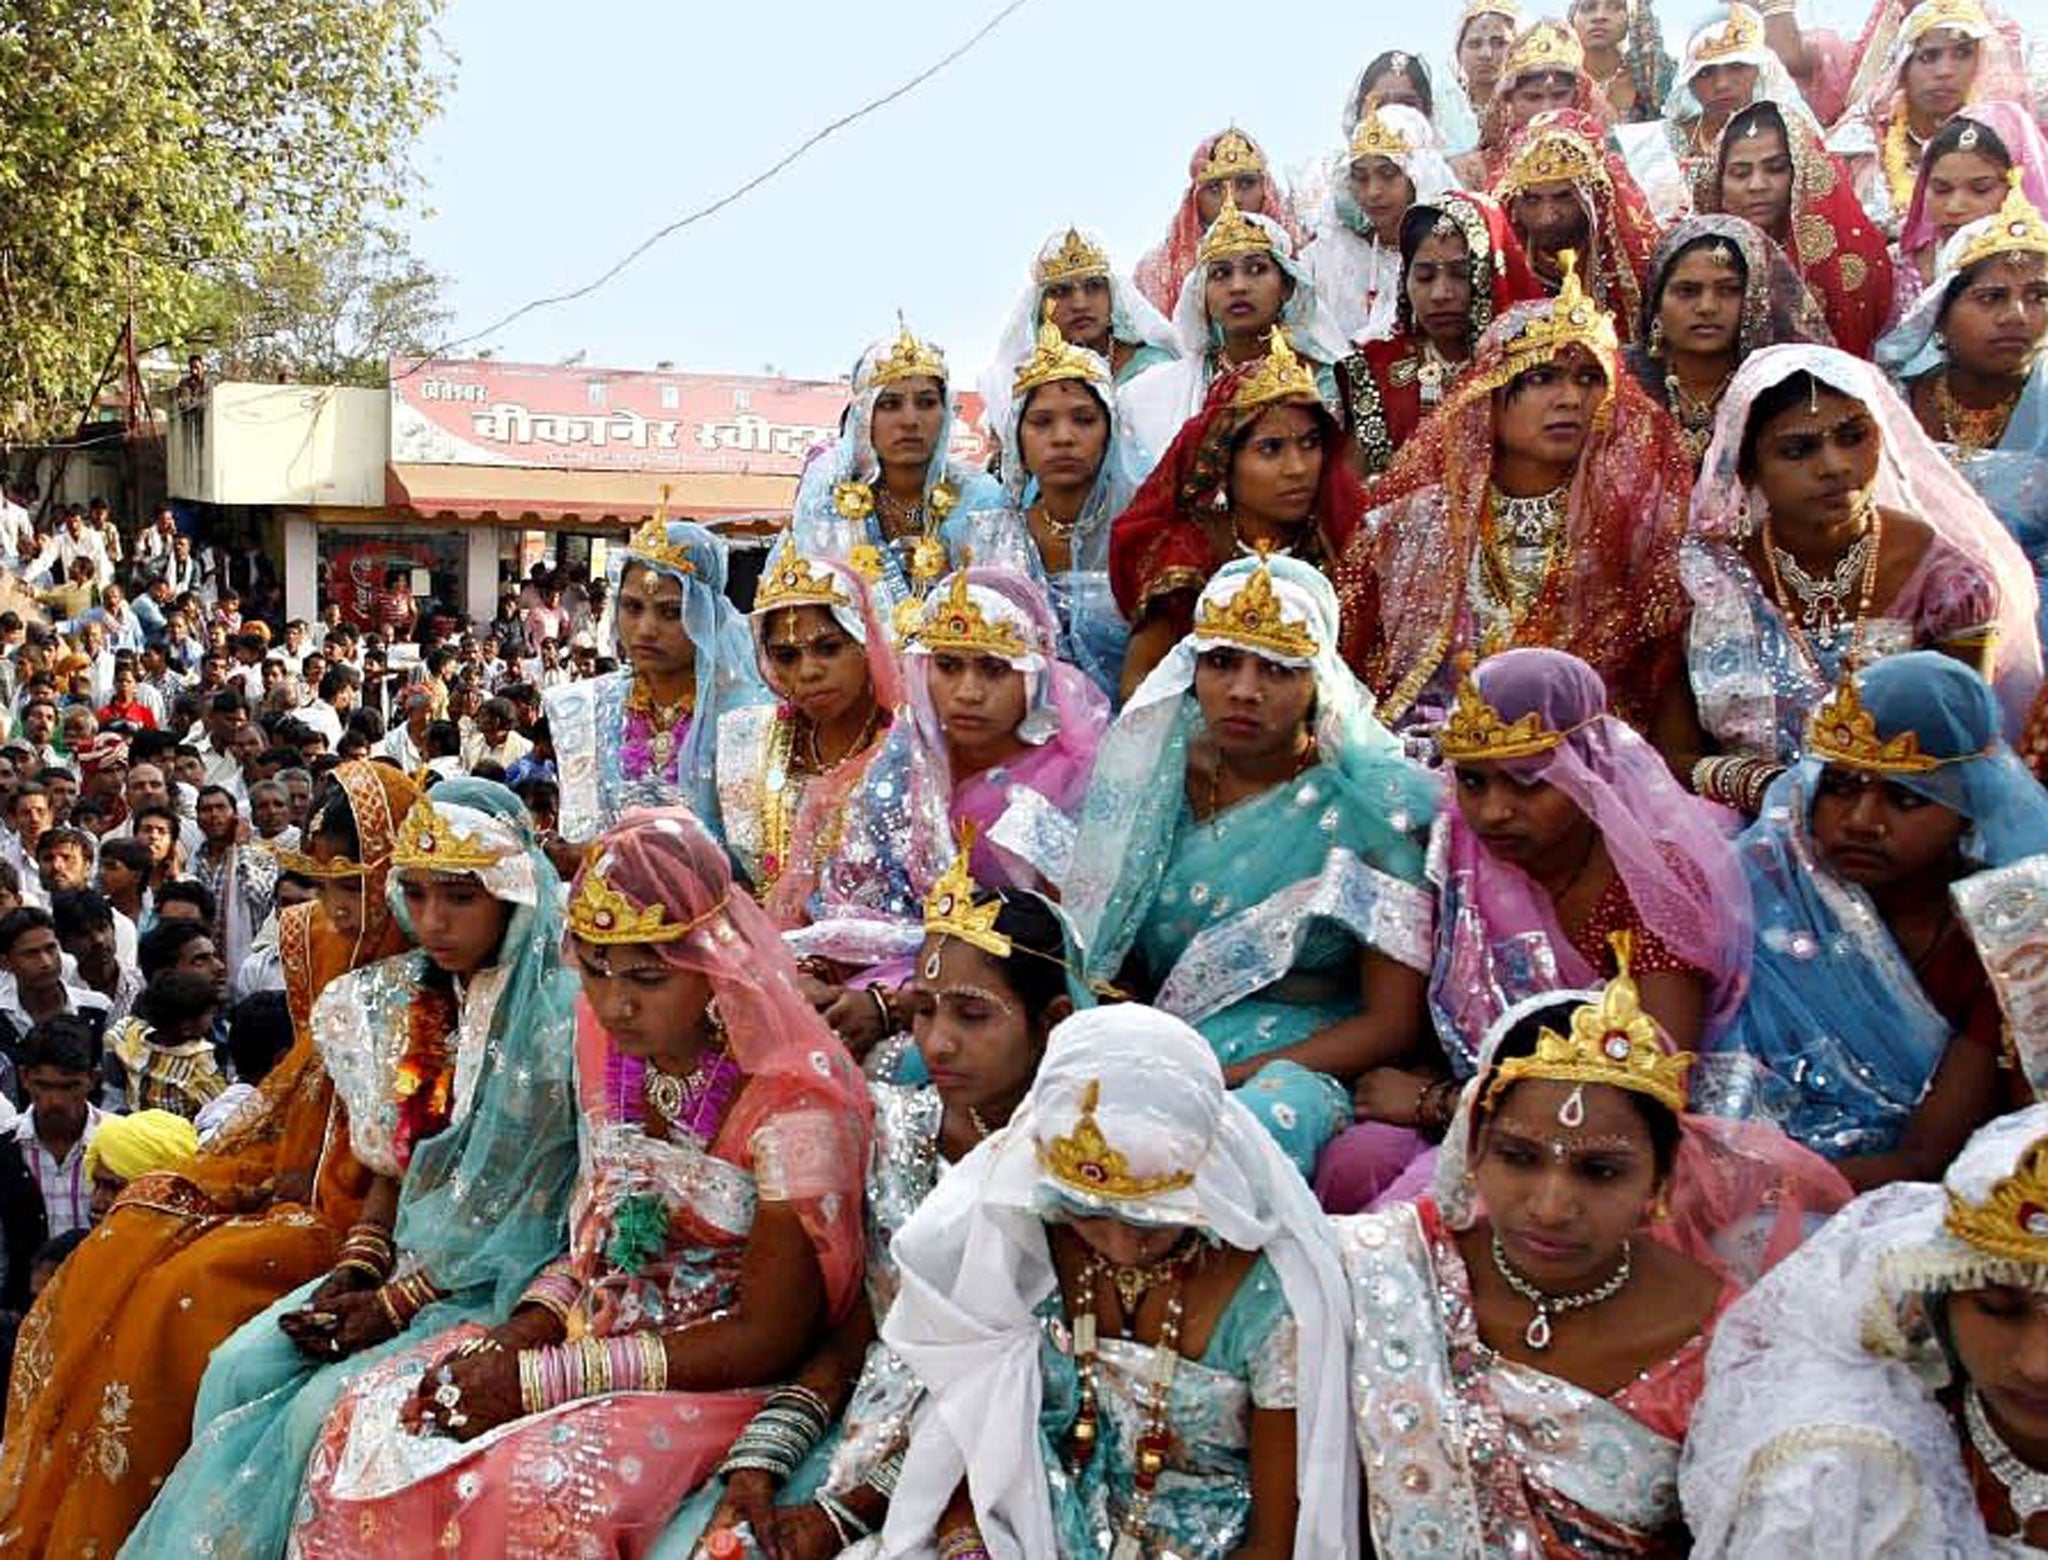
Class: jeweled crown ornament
1903,0,1992,46
1499,117,1611,200
1956,170,2048,273
1197,128,1265,185
1193,555,1321,662
1012,309,1106,399
752,536,851,616
1439,669,1568,763
1493,250,1619,383
570,858,689,945
923,826,1010,959
1231,326,1321,413
871,316,948,389
912,571,1031,660
1037,227,1110,286
1692,4,1765,65
1505,19,1586,83
1946,1137,2048,1263
1197,187,1274,265
1805,674,1947,775
624,516,698,581
1486,933,1696,1115
391,797,514,874
1349,106,1416,166
1040,1079,1198,1201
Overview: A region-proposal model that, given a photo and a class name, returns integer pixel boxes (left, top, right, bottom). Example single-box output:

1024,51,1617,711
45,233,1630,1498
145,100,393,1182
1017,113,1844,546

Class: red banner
389,358,992,476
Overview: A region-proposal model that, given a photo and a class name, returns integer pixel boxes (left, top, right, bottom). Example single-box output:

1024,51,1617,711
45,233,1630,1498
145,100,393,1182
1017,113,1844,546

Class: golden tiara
1196,128,1265,185
1805,675,1946,775
624,517,698,580
390,797,514,874
1946,1137,2048,1264
1904,0,1992,46
274,846,374,882
1012,312,1105,399
923,827,1009,959
1193,557,1320,662
1956,170,2048,273
568,860,692,945
1198,188,1275,265
1505,19,1585,82
871,318,948,389
1231,326,1321,413
1490,251,1619,384
1039,1079,1198,1202
1350,107,1416,165
1037,227,1110,286
1693,5,1765,64
1462,0,1521,18
1485,933,1695,1116
1440,672,1567,763
1498,120,1611,200
913,571,1031,660
753,535,851,616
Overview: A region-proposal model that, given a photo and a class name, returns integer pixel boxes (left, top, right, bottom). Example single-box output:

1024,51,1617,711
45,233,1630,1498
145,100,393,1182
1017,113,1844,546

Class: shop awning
384,463,797,527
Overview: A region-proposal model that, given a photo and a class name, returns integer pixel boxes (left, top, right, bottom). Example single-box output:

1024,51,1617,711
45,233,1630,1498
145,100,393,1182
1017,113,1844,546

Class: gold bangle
639,1330,669,1391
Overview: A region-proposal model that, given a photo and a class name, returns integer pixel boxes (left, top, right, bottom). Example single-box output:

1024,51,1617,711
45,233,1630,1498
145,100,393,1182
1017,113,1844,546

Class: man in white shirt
133,506,178,574
375,685,433,772
187,689,250,799
54,509,109,587
295,667,355,747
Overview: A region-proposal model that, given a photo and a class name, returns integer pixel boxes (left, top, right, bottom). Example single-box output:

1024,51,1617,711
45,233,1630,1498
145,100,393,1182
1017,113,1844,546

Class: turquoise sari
121,782,580,1560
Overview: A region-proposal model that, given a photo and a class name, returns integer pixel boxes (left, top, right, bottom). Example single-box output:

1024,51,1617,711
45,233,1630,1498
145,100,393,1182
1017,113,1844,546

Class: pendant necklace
1966,1385,2048,1524
1490,1231,1632,1351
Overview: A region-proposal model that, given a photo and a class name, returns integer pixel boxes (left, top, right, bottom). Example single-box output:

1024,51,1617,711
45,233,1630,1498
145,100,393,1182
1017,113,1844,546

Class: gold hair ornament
1477,251,1619,390
1902,0,1993,48
1805,674,1951,775
1037,228,1110,286
391,797,515,874
623,517,698,580
1230,326,1321,413
871,317,948,389
1197,129,1265,185
753,536,852,616
1193,555,1321,661
923,826,1010,959
1350,107,1417,166
1498,120,1612,201
1485,933,1695,1116
1039,1079,1198,1201
569,859,695,945
1955,170,2048,273
1197,188,1275,265
1504,19,1586,83
1692,5,1765,64
1439,670,1568,763
1013,308,1106,399
911,571,1032,660
1945,1137,2048,1263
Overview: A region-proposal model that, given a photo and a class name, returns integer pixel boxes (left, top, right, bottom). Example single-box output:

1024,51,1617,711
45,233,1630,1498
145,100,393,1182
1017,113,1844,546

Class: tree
196,228,453,387
0,0,447,442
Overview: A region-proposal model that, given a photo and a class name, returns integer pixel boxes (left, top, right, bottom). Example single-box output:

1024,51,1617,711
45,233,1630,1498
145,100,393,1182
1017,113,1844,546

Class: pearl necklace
1966,1385,2048,1524
1490,1231,1632,1351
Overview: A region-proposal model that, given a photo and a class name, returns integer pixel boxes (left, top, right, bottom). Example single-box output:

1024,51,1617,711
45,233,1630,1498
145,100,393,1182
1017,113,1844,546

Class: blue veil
1715,652,2048,1156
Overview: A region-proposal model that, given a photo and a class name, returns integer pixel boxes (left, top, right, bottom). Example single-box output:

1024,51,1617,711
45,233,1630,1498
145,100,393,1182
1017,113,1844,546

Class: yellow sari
0,761,418,1558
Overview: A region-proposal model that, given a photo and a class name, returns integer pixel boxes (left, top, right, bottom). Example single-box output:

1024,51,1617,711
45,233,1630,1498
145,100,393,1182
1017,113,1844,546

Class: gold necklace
1664,367,1733,463
802,701,883,773
1758,503,1884,672
1934,369,2021,456
1882,115,1922,218
1030,498,1080,542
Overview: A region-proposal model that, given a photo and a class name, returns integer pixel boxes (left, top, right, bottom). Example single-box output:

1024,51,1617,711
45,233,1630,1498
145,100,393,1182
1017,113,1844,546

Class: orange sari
0,761,417,1558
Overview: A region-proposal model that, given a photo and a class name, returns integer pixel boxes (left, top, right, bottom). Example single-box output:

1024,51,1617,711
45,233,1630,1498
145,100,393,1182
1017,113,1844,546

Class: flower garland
392,981,461,1170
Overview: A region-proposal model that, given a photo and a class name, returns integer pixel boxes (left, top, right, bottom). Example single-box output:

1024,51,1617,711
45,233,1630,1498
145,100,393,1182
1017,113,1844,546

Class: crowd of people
0,0,2046,1553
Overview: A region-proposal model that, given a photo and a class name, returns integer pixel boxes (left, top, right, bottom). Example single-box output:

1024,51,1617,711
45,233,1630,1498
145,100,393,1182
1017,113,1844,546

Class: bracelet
817,1492,870,1546
517,1261,581,1326
867,1450,905,1499
374,1270,442,1335
765,1382,831,1424
332,1257,386,1284
867,983,893,1034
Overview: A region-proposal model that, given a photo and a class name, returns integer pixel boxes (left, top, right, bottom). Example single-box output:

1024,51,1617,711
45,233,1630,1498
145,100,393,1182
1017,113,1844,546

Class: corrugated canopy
385,463,796,526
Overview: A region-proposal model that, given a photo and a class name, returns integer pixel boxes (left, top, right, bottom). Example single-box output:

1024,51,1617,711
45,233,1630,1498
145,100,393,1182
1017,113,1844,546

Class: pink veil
1134,128,1303,316
1898,99,2048,257
1837,0,2034,139
751,556,905,928
1689,344,2043,732
1439,649,1752,1047
568,807,873,1318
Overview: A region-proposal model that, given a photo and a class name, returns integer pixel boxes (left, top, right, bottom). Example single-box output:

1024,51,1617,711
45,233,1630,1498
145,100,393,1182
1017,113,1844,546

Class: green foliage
0,0,448,441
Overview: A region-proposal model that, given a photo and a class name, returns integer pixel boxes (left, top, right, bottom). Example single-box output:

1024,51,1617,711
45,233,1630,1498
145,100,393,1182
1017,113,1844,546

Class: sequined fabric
310,951,440,1179
547,670,693,842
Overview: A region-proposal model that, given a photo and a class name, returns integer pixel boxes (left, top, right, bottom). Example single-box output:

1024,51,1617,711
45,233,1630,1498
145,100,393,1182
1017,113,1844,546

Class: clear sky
408,0,2048,387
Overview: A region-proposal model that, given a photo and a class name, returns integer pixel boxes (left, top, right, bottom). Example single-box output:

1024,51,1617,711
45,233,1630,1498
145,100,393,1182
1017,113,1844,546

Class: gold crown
1485,251,1620,387
569,860,690,945
1498,120,1611,200
1231,326,1321,412
1505,19,1585,83
1349,106,1417,165
753,535,851,616
1904,0,1992,46
624,517,698,580
871,318,948,389
1461,0,1522,23
1039,1079,1198,1202
1486,933,1696,1116
1012,312,1105,399
1036,227,1110,286
1956,170,2048,272
912,571,1031,660
1439,672,1568,763
1197,129,1265,185
1197,187,1274,265
923,826,1009,958
390,797,514,874
1805,675,1948,775
1193,557,1321,662
1946,1137,2048,1263
1692,4,1765,64
274,846,374,882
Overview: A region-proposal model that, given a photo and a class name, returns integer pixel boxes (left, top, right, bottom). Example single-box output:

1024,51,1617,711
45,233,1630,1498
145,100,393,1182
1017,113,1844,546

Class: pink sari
288,811,872,1559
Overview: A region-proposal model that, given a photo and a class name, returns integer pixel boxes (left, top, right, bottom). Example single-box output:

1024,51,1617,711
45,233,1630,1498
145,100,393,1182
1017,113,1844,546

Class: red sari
1108,360,1366,638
